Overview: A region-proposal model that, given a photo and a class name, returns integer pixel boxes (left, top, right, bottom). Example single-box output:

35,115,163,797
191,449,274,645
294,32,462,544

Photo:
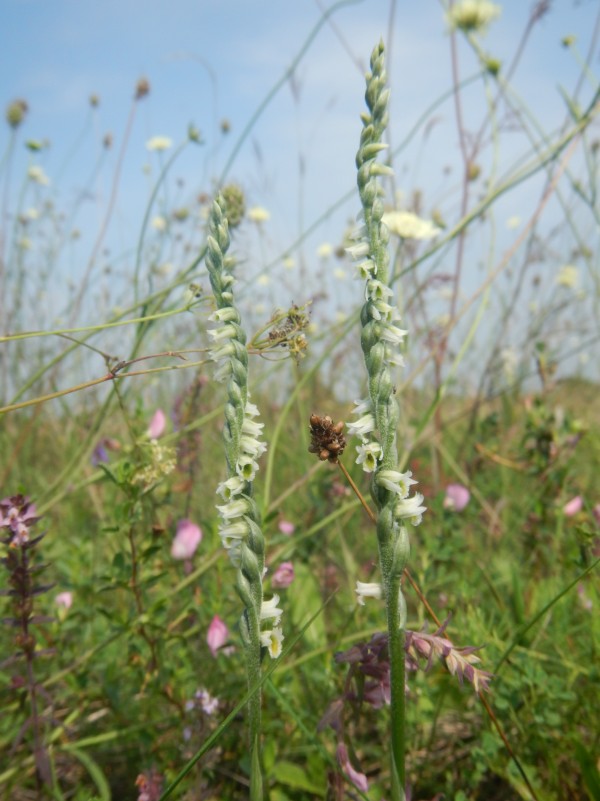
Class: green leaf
61,748,111,801
271,760,325,796
575,742,600,800
287,563,326,649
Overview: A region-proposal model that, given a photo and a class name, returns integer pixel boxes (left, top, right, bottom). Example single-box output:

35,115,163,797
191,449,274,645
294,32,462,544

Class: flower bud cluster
0,495,39,547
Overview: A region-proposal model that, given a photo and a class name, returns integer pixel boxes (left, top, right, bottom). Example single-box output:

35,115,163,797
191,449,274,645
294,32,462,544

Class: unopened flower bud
6,99,28,129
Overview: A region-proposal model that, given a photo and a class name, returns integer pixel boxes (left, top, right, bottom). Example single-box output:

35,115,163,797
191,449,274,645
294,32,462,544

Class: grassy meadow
1,5,600,801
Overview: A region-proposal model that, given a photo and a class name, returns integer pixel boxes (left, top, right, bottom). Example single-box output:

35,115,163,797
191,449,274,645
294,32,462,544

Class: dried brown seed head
308,414,347,464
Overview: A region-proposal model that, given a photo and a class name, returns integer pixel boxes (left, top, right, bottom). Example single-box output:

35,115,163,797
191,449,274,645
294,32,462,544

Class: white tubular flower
208,323,238,343
226,541,242,567
213,361,233,383
209,342,236,363
366,279,393,301
356,259,377,279
369,299,393,321
260,594,283,623
352,397,373,416
394,493,427,526
346,242,370,260
240,434,267,459
236,454,259,481
385,347,405,368
370,162,394,177
245,401,260,418
216,476,245,501
346,413,376,438
209,307,239,323
242,417,264,438
260,626,284,659
349,222,367,240
376,470,417,498
356,440,383,472
356,581,383,606
381,323,408,346
217,498,252,521
219,519,251,549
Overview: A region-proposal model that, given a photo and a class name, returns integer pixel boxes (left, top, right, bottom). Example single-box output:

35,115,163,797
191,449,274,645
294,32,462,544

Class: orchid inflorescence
205,194,283,660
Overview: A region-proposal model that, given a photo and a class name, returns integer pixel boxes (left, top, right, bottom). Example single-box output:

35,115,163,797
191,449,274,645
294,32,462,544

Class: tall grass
1,4,600,800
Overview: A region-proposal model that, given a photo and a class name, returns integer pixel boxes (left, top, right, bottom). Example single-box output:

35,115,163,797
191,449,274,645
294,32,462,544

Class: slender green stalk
346,41,427,801
205,195,283,801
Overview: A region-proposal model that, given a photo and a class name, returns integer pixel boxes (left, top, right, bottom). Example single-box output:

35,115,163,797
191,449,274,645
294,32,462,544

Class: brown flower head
135,77,150,100
308,415,346,464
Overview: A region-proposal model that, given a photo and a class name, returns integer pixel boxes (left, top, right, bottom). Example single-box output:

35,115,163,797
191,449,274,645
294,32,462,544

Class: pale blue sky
2,0,599,382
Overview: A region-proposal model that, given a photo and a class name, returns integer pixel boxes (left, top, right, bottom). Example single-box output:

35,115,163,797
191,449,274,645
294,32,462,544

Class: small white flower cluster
258,594,285,659
348,397,426,525
346,229,408,370
207,305,239,382
216,401,267,563
382,210,441,241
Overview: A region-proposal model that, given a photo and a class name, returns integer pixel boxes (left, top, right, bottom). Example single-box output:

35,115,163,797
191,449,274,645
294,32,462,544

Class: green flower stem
386,574,405,798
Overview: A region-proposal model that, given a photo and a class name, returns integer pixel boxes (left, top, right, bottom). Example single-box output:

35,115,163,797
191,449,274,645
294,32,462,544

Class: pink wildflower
563,495,583,517
147,409,166,439
195,688,219,715
593,504,600,527
278,519,295,536
55,592,73,610
577,583,593,612
0,494,40,547
171,519,202,560
135,769,163,801
443,483,470,511
207,614,229,657
271,561,295,589
336,742,368,793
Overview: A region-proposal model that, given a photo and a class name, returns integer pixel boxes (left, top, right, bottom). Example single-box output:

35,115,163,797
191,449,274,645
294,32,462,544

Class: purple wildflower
91,440,109,465
0,494,40,547
337,742,368,793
